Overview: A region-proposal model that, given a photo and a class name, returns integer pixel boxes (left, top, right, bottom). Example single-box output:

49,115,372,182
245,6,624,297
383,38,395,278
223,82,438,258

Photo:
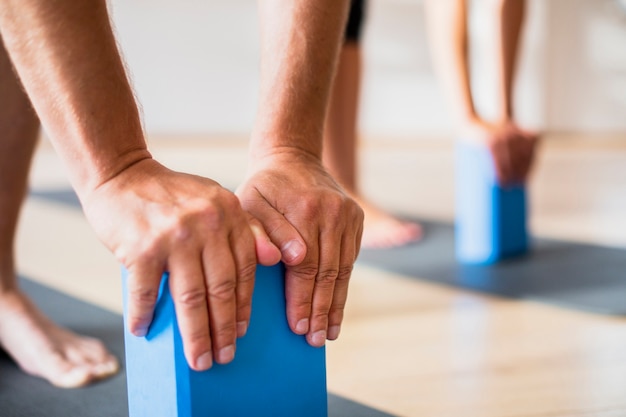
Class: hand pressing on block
460,118,539,186
85,160,282,372
0,0,360,388
237,0,364,350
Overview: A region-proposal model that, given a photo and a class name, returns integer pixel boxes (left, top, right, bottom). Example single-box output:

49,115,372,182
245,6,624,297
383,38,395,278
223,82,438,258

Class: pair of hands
461,118,539,185
83,151,363,371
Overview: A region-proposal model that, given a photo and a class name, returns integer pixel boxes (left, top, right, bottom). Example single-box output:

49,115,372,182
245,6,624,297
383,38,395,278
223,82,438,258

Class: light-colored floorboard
17,134,626,416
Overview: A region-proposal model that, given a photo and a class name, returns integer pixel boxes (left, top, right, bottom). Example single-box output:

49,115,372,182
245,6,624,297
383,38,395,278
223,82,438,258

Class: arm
0,0,280,371
425,0,477,126
238,0,364,347
425,0,538,184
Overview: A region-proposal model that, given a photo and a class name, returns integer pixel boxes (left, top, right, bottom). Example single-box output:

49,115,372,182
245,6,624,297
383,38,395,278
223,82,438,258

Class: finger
245,195,307,266
202,237,238,365
284,226,319,336
328,206,362,341
229,218,260,338
125,260,165,338
247,214,282,266
167,250,213,371
514,138,531,183
520,135,539,182
306,225,342,347
490,140,512,186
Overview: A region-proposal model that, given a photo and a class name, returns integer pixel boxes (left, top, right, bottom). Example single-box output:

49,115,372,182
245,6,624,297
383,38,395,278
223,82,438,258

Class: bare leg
323,44,422,249
493,0,525,122
426,0,538,184
0,37,118,388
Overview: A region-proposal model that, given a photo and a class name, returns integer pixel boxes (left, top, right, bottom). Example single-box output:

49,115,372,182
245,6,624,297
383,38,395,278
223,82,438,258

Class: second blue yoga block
455,141,529,264
122,263,328,417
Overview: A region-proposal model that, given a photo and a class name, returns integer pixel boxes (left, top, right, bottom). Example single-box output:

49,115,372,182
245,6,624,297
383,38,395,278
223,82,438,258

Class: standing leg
323,0,422,249
0,35,119,388
425,0,537,184
493,0,538,180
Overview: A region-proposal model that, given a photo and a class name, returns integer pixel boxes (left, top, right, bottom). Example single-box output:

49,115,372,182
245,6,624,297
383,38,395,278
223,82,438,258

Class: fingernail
311,330,326,347
281,240,305,264
218,345,235,364
196,352,213,371
295,318,309,334
133,326,148,338
237,321,248,337
327,325,341,340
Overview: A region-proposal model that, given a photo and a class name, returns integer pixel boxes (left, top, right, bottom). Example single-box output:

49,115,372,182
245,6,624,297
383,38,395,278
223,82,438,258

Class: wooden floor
17,134,626,417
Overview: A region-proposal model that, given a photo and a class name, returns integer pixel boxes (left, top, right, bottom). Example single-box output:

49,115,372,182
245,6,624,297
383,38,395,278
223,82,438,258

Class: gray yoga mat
0,278,395,417
358,218,626,316
30,188,626,315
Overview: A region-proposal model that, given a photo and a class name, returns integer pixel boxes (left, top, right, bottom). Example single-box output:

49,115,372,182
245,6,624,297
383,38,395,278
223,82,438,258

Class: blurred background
108,0,626,138
16,1,626,415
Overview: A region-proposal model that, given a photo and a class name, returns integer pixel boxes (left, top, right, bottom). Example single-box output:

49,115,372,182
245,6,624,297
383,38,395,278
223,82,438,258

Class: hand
81,158,280,371
461,118,539,185
237,149,364,347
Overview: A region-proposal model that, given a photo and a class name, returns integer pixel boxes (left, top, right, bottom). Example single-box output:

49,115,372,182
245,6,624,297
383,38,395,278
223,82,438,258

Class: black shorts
344,0,366,43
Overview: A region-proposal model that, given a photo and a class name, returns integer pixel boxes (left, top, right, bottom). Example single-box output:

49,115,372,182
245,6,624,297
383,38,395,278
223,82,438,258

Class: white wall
109,0,626,138
544,0,626,132
109,0,261,135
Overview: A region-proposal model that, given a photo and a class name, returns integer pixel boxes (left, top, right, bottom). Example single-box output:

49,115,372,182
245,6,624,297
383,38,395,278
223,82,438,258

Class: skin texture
0,34,119,388
0,0,360,386
322,42,423,249
239,0,363,347
425,0,539,185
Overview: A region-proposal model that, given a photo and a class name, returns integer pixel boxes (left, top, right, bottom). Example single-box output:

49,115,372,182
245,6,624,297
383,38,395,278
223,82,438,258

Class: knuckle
316,268,339,284
185,326,210,343
237,262,257,283
337,264,354,280
294,299,313,310
297,197,322,219
352,203,365,222
212,322,237,341
223,192,242,212
237,304,251,318
326,194,345,214
167,197,237,240
311,310,330,322
208,279,237,302
331,297,347,312
291,264,319,281
176,287,207,309
130,287,159,307
329,309,345,325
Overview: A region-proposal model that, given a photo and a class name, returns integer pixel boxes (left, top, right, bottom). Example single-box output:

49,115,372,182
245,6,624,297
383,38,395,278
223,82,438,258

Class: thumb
247,214,282,266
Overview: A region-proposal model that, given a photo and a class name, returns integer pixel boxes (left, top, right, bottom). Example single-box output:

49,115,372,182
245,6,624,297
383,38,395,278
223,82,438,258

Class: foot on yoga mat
0,277,397,417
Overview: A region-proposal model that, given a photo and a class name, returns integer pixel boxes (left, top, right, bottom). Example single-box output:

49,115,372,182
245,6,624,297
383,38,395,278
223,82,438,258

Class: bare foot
0,288,119,388
356,198,423,249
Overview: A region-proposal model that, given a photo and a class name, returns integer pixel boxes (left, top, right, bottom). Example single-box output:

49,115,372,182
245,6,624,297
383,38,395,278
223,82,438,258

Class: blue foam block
122,263,328,417
455,141,529,264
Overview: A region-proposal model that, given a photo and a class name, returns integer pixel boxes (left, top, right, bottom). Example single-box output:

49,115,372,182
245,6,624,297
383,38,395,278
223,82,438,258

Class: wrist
71,145,153,200
248,131,322,167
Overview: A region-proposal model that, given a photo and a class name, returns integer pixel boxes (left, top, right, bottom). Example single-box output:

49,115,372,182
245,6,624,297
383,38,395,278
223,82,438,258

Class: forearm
425,0,477,126
0,0,150,197
491,0,526,122
251,0,350,161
